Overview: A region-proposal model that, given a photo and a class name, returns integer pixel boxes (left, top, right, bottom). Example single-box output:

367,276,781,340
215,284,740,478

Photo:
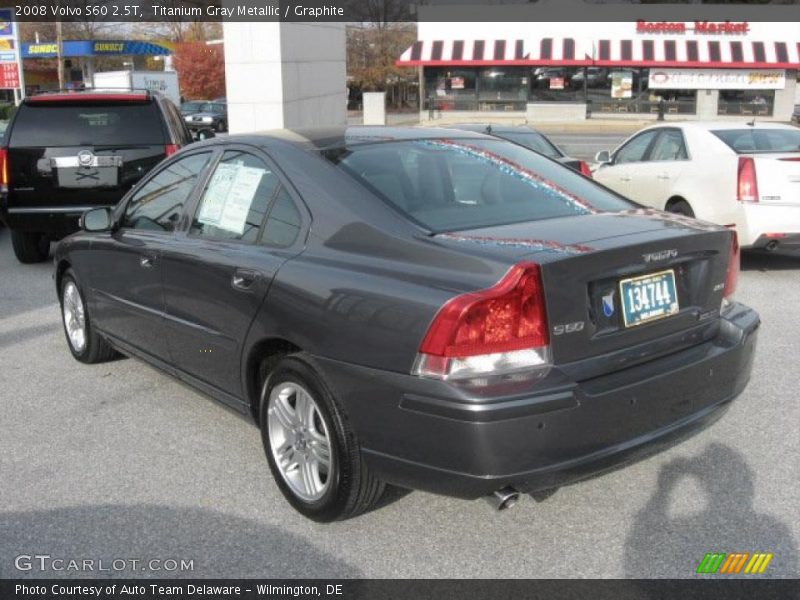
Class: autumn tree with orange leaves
173,42,225,101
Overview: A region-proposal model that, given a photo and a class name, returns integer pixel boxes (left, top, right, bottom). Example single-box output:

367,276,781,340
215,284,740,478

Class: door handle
232,269,259,291
657,174,670,180
140,256,155,268
620,176,632,182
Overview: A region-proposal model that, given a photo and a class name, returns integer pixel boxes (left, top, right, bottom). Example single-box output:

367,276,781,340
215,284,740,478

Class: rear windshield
712,128,800,154
323,138,633,232
10,101,165,147
497,132,562,158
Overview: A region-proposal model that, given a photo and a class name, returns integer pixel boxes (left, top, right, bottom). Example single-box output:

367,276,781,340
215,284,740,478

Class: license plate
619,269,679,328
55,166,119,189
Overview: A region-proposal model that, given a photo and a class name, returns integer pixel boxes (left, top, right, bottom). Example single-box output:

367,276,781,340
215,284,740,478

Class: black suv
0,90,192,263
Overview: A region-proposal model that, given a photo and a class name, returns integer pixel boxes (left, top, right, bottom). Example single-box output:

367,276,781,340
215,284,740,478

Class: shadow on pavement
624,442,797,579
741,248,800,272
0,504,359,578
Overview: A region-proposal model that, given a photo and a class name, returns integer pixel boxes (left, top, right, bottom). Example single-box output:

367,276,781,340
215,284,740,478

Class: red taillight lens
737,157,758,203
414,263,551,380
0,147,8,186
578,160,593,178
724,230,740,300
164,144,179,157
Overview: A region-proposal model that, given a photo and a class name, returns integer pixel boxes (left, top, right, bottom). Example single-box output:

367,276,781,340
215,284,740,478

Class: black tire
216,120,226,133
10,230,50,263
666,199,695,218
59,269,118,364
259,353,385,522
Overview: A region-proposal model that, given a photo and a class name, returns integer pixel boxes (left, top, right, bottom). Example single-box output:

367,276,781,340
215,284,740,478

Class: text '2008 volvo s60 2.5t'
54,127,759,521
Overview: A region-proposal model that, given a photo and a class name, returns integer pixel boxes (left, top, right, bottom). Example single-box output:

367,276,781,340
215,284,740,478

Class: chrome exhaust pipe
765,240,779,252
485,486,520,511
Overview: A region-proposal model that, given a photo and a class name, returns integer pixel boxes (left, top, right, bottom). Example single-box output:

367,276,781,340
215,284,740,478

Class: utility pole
56,19,65,89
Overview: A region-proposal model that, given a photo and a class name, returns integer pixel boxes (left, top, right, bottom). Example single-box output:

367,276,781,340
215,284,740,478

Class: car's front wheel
10,230,49,263
60,269,118,364
260,354,385,521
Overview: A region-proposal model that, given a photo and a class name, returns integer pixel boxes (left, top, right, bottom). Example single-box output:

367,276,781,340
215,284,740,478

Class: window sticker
198,163,265,235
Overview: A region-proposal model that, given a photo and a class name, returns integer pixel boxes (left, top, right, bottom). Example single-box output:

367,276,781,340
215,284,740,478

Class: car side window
649,129,688,162
614,131,659,164
191,150,280,243
123,152,211,232
261,187,302,247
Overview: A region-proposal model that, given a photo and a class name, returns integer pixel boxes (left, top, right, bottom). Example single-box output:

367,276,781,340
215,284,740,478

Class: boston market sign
636,21,750,35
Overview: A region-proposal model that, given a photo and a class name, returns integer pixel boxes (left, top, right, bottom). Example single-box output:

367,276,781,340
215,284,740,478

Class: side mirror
81,207,112,232
595,150,611,164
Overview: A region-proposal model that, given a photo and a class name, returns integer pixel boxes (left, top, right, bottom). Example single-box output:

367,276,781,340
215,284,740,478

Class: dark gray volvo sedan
55,127,759,521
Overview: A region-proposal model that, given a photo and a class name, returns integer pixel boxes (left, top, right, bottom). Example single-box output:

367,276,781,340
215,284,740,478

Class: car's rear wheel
60,269,118,364
10,230,50,263
260,354,385,521
666,199,695,218
216,120,226,133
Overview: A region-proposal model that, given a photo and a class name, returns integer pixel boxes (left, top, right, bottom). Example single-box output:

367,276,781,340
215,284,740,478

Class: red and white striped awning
397,38,800,69
397,38,589,66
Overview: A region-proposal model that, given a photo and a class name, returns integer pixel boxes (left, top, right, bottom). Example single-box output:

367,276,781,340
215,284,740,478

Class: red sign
636,20,750,35
0,61,19,89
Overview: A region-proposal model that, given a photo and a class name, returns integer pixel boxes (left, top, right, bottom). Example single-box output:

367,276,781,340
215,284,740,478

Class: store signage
649,69,784,90
0,60,19,88
636,21,750,35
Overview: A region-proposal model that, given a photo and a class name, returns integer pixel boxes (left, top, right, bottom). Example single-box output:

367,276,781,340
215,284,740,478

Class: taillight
0,147,8,187
413,262,551,381
723,229,740,304
737,157,758,203
578,160,593,178
164,144,179,157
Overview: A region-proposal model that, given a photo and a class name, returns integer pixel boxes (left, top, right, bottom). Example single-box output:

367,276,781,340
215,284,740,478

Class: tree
172,42,225,100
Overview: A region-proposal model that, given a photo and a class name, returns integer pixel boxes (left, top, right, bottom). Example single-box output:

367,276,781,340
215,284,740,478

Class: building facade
397,21,799,122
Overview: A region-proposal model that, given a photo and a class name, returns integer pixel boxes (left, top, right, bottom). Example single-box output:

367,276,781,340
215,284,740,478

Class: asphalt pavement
0,206,798,578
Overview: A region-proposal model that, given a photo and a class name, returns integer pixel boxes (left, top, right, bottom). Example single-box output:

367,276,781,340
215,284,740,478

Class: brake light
737,157,758,203
0,148,8,187
577,160,593,178
164,144,179,157
724,230,740,300
413,262,551,381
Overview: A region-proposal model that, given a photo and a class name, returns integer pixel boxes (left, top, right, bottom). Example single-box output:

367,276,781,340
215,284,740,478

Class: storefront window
718,90,774,117
529,67,586,102
477,68,528,111
589,68,696,115
424,68,478,111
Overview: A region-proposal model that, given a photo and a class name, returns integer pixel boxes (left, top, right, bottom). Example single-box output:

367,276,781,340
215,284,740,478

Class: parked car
0,90,192,263
55,127,758,521
593,122,800,250
792,104,799,124
449,124,593,176
185,102,227,133
180,100,209,116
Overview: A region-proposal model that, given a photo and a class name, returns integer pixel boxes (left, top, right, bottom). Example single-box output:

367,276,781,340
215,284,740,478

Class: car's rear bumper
738,202,800,248
313,302,759,499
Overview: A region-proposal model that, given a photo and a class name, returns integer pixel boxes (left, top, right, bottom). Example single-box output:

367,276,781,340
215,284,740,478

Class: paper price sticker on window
198,163,265,235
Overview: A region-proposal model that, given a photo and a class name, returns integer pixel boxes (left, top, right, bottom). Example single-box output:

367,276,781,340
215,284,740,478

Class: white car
593,122,800,250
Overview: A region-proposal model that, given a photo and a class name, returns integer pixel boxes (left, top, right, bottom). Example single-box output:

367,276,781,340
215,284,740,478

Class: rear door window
649,129,688,161
191,150,280,243
10,101,166,147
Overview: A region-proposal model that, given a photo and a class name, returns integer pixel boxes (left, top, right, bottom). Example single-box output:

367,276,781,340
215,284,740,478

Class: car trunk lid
750,152,800,205
434,210,733,368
